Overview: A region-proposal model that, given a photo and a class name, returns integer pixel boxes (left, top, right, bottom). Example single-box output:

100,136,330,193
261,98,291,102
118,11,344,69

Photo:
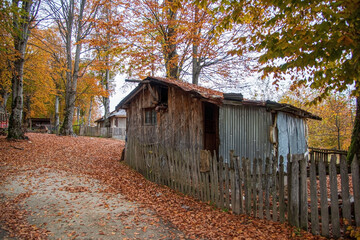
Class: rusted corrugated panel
219,104,274,164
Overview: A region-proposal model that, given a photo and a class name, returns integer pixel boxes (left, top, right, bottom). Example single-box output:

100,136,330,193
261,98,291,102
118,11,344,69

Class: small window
144,108,156,125
159,87,168,105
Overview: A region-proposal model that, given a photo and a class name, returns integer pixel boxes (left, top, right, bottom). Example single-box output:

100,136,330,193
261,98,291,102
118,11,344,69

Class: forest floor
0,133,324,239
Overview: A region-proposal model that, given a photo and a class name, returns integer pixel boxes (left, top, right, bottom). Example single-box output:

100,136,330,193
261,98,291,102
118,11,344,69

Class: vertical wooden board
330,155,340,238
192,148,198,198
287,154,292,224
265,157,271,220
224,161,230,210
246,158,252,215
258,158,264,219
238,157,244,214
253,158,258,218
185,149,191,195
340,155,351,223
272,156,278,222
290,154,299,228
351,155,360,227
299,154,308,230
230,154,236,213
319,155,330,237
219,157,224,209
213,153,220,207
279,156,285,223
233,156,240,214
243,158,249,214
309,153,319,235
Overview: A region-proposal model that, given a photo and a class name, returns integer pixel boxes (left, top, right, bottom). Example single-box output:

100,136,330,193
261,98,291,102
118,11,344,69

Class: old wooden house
95,109,126,128
116,76,320,163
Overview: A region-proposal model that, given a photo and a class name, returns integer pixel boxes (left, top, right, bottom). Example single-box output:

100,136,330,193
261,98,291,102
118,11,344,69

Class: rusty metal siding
219,104,274,164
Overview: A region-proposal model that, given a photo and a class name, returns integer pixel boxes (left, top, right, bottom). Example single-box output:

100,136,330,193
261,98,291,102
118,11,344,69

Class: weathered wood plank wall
125,140,360,239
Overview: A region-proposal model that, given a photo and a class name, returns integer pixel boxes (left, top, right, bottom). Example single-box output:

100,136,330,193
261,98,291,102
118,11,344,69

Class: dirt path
0,168,184,239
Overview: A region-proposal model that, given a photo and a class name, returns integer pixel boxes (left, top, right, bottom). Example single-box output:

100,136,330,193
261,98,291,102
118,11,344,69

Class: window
159,87,168,105
144,108,156,125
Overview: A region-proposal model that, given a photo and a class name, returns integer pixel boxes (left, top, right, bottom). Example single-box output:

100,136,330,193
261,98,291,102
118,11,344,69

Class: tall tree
6,0,40,139
47,0,98,135
200,0,360,160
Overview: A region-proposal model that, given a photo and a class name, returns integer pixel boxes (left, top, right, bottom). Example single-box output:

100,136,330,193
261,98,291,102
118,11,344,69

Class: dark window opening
159,87,168,105
144,108,157,125
203,102,219,152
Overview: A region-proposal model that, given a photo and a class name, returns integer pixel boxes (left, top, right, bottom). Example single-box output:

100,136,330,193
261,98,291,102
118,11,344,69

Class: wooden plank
258,158,264,219
230,152,236,213
272,156,278,222
253,158,258,218
300,154,308,230
238,157,244,214
319,154,330,237
279,156,285,223
287,154,291,224
340,154,351,224
330,155,340,238
219,157,224,208
244,158,251,215
309,152,319,235
233,156,240,214
290,154,299,228
265,157,271,220
224,160,230,210
213,153,220,207
209,151,215,204
351,155,360,227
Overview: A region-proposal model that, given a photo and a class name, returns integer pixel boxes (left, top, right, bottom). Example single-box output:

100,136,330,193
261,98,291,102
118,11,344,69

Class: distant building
95,109,126,128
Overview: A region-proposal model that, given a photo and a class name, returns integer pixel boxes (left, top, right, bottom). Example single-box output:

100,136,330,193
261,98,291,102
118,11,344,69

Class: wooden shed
116,76,320,163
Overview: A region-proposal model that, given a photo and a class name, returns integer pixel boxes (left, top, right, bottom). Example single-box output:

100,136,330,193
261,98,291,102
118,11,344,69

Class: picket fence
79,126,126,139
126,140,360,239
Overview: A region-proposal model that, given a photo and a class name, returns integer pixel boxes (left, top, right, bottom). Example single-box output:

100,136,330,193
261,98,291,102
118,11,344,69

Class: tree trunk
192,6,201,85
103,68,110,128
60,0,86,136
54,95,59,134
164,0,178,79
87,96,93,126
7,0,33,139
348,91,360,162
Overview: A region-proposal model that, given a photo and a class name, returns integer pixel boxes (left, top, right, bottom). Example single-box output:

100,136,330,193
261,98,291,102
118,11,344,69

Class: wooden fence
126,140,360,239
79,126,126,139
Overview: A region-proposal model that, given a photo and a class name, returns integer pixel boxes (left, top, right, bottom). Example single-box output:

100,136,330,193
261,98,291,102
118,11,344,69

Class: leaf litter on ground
0,133,325,239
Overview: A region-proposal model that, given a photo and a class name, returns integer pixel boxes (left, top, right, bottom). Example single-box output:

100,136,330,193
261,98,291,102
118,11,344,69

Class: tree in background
6,0,40,139
198,0,360,160
281,89,354,151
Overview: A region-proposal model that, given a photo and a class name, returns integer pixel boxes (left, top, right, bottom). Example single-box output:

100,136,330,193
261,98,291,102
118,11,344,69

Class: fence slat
351,155,360,227
289,154,299,227
258,158,264,219
300,154,308,230
319,154,330,237
265,157,271,220
230,153,236,213
309,153,319,235
272,156,278,222
219,157,224,208
330,155,340,238
253,158,258,218
340,154,351,223
245,158,251,215
224,160,230,210
238,157,244,214
279,156,285,223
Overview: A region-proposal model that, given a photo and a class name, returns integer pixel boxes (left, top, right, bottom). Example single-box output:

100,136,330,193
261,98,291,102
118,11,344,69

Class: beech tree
199,0,360,160
47,0,99,135
6,0,41,139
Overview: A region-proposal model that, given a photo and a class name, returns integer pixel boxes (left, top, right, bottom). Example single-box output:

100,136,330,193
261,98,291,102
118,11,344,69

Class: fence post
352,155,360,227
309,152,319,235
330,155,340,238
279,156,285,223
319,153,330,237
340,154,351,223
289,154,299,228
300,154,308,230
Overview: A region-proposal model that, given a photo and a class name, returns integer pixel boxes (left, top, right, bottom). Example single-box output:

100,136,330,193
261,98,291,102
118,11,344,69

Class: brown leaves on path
0,133,324,239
